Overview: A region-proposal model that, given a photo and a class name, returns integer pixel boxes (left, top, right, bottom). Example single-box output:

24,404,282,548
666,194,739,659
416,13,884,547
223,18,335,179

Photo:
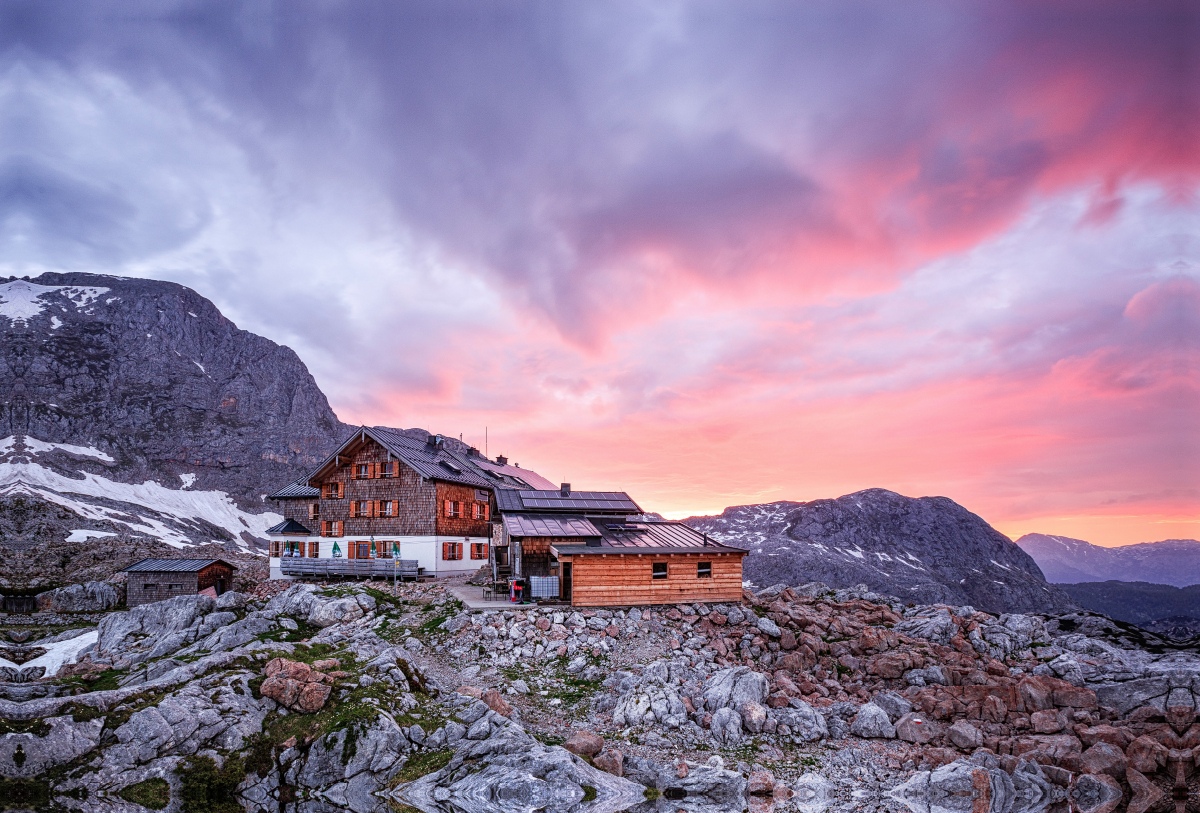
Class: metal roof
124,558,237,573
269,480,320,499
502,514,601,538
494,489,642,514
551,521,747,555
472,458,557,490
266,518,313,535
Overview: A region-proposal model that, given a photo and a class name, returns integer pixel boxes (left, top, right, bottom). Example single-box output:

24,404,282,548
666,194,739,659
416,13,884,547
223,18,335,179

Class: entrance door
561,562,572,601
216,578,226,595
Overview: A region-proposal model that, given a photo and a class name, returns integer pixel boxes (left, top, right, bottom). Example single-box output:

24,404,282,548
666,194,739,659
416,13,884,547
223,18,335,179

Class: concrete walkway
446,583,535,611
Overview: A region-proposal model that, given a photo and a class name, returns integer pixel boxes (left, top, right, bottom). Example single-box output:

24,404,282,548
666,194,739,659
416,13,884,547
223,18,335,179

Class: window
377,500,395,517
309,502,320,520
357,543,370,559
168,584,183,590
323,483,342,499
381,461,396,478
351,500,373,518
444,500,462,518
697,562,712,578
652,562,668,580
472,503,481,520
470,542,489,560
308,540,320,558
356,463,371,479
442,541,463,560
322,521,342,537
143,584,154,590
272,540,282,557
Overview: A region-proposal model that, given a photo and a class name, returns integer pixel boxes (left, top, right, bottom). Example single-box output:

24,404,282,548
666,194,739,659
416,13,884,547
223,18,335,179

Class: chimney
560,483,571,496
496,455,508,465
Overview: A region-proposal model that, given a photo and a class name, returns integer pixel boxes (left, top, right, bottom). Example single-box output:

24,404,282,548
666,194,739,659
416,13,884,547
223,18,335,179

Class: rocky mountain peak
685,488,1076,614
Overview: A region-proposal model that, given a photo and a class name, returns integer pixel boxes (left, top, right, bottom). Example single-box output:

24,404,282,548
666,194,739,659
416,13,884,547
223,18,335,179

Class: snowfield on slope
0,461,281,549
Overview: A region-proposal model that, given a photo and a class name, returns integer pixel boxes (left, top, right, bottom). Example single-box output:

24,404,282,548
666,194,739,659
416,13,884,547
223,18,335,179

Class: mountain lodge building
267,426,746,606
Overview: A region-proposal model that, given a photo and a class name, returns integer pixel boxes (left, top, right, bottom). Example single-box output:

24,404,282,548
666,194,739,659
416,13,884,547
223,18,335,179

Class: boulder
215,590,247,610
947,720,983,750
710,707,743,745
593,750,623,777
1079,742,1128,780
756,616,781,638
895,711,941,744
36,582,119,613
1031,709,1064,733
872,690,913,722
738,701,768,734
481,689,513,718
1070,773,1124,813
562,730,605,758
850,703,895,739
747,770,775,795
96,593,215,655
775,699,828,742
891,760,1014,813
1125,735,1167,774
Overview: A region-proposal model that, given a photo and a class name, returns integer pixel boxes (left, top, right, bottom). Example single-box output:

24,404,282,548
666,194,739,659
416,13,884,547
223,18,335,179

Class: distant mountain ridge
1017,533,1200,587
684,488,1076,614
1055,581,1200,627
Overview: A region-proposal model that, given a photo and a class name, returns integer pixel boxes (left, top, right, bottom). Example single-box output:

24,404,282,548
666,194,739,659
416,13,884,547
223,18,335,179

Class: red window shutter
391,500,398,517
442,541,450,560
367,500,375,518
483,504,490,521
444,499,452,517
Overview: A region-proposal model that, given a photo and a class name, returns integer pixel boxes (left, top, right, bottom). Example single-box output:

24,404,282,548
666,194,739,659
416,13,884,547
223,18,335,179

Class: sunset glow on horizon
1,1,1195,547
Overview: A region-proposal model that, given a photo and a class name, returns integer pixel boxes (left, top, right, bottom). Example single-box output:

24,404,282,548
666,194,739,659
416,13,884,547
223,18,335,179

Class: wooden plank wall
126,573,200,607
562,551,745,607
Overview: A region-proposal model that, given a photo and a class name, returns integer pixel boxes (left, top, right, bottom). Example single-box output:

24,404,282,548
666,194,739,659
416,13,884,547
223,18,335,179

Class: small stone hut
123,559,236,607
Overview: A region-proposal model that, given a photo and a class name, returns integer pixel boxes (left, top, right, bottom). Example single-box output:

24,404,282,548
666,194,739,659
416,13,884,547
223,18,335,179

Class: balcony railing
279,558,421,580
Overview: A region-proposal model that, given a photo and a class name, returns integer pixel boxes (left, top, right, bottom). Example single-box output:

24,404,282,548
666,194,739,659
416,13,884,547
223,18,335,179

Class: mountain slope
1017,533,1200,587
1055,581,1200,626
0,272,353,586
684,488,1076,614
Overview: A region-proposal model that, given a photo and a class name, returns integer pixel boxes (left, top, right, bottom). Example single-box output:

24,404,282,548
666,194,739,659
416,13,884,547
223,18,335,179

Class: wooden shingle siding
310,438,442,536
434,481,493,537
560,552,744,607
127,562,234,607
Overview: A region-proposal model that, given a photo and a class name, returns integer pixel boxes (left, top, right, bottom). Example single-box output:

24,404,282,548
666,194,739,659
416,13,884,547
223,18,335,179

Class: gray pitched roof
502,514,600,538
124,558,237,572
495,489,642,514
266,519,313,535
552,520,748,555
367,427,497,489
269,480,320,499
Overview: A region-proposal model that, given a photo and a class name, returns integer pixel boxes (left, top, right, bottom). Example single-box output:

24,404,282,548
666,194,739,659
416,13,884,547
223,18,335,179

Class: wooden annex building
492,486,747,607
123,559,236,607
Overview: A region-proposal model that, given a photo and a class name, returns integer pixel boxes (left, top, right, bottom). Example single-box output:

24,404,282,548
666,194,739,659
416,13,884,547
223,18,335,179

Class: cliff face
0,273,352,586
684,488,1077,614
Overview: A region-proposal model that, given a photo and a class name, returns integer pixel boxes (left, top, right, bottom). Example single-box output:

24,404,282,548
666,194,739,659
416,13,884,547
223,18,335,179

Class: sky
0,0,1196,546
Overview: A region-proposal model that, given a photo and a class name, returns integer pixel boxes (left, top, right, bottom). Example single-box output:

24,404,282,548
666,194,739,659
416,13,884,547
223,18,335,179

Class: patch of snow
0,631,98,674
179,473,197,488
0,436,13,455
50,316,62,330
194,361,205,373
0,281,109,324
65,529,118,543
0,461,281,549
846,548,865,559
23,437,114,463
990,559,1013,571
187,311,198,317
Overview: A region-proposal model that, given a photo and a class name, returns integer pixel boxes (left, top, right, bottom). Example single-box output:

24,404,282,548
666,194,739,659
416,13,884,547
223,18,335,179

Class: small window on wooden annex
168,584,183,590
143,584,154,590
652,562,668,580
697,562,712,578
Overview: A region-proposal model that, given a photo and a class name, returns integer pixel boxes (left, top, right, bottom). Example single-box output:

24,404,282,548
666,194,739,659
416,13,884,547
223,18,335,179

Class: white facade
268,535,490,580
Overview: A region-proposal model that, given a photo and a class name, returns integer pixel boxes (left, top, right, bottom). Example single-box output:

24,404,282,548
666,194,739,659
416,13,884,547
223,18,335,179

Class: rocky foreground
3,578,1200,812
